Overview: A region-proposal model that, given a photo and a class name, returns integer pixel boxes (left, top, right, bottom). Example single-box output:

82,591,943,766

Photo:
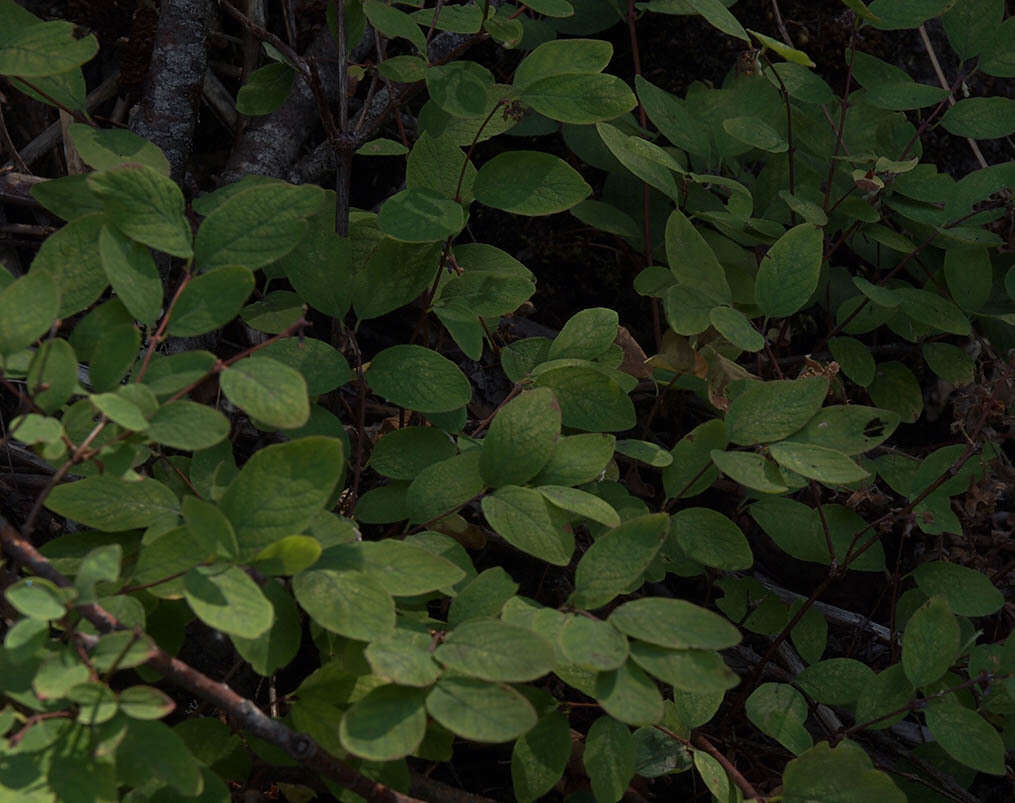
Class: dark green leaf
88,165,192,258
474,152,591,215
902,595,959,687
220,356,310,429
426,676,537,742
366,345,472,414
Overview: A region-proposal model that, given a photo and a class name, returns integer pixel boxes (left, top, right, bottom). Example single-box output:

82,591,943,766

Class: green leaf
868,361,923,423
902,595,959,687
614,440,672,468
340,685,427,761
892,287,971,336
522,73,637,124
663,419,726,499
512,712,572,803
609,597,740,650
353,238,442,321
748,28,815,66
165,266,255,337
723,115,787,152
9,413,64,445
534,432,616,486
550,307,618,360
0,270,59,356
628,642,739,694
754,223,822,317
665,209,731,304
671,507,752,570
377,188,466,242
27,338,77,413
119,685,175,720
75,543,121,604
474,151,591,215
941,0,998,60
584,716,636,803
750,497,885,571
89,631,157,672
828,337,876,387
570,199,640,238
251,536,322,576
236,62,295,115
406,450,486,524
570,514,669,609
30,174,103,221
633,725,692,778
278,192,353,318
240,290,302,334
67,123,170,174
941,247,990,314
366,345,472,414
597,122,682,201
412,3,484,33
709,306,764,352
98,225,161,326
426,676,537,743
794,658,875,706
219,436,344,558
231,579,302,676
407,131,478,203
941,97,1015,139
922,344,973,392
363,0,427,53
147,401,230,450
596,660,664,726
184,564,273,638
47,476,179,531
913,561,1004,617
534,364,635,432
88,165,193,258
257,337,350,396
724,376,828,445
436,619,556,682
426,61,494,119
482,485,575,566
116,719,204,796
688,0,749,40
317,539,466,595
769,441,870,485
782,740,906,803
292,568,395,641
745,683,812,755
558,615,629,671
480,388,561,487
538,486,620,527
924,701,1006,776
370,427,457,480
183,495,238,559
220,356,310,430
357,137,409,156
449,567,518,626
783,405,899,455
87,391,145,436
194,183,324,270
30,212,109,316
513,38,613,90
365,627,443,687
0,20,98,76
635,75,713,159
4,577,68,620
